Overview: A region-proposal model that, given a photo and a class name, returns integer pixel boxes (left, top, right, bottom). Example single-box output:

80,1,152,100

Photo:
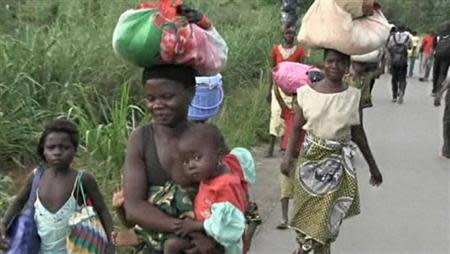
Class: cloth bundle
272,62,321,94
281,0,301,27
334,0,375,18
112,0,228,75
351,48,382,63
298,0,391,55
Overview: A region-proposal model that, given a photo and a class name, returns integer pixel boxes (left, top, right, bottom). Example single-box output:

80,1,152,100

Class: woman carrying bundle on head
118,65,219,254
281,49,383,254
114,65,258,254
111,2,260,252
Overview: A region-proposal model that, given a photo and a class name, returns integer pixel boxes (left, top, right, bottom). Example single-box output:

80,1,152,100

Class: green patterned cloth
290,134,360,249
245,201,262,225
134,182,195,252
344,70,382,109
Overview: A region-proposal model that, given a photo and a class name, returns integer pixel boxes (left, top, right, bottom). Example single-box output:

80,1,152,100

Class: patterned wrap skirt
290,134,360,251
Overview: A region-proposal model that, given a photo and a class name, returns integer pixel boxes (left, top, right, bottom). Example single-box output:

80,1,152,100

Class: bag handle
393,33,409,46
74,171,87,207
392,34,400,46
26,166,44,207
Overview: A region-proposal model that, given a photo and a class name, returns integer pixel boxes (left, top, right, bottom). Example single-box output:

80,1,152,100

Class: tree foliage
291,0,450,34
377,0,449,33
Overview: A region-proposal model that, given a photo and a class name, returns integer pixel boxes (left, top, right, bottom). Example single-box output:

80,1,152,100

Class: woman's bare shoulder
127,125,148,147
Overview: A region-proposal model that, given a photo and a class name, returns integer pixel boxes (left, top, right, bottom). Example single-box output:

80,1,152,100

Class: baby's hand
174,218,202,238
112,186,124,208
0,222,9,250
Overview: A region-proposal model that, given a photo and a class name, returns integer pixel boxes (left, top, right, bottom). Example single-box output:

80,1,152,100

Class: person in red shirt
267,25,306,158
419,31,436,82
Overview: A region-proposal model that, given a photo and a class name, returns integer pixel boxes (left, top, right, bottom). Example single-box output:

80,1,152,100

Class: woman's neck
282,42,294,48
315,78,347,93
158,120,191,136
47,165,72,176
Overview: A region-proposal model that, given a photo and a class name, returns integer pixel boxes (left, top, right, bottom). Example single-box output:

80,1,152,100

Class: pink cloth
273,62,320,94
160,24,227,75
280,107,305,157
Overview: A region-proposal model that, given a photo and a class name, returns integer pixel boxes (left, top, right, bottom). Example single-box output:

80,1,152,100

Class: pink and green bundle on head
112,0,228,75
112,7,163,68
272,62,321,94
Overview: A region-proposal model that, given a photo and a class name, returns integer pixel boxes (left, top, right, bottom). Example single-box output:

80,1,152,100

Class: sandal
276,220,288,230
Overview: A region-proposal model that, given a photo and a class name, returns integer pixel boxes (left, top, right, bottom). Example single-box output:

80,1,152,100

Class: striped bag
66,172,108,254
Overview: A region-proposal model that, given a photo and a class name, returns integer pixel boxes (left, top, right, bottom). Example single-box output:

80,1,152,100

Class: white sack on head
298,0,391,55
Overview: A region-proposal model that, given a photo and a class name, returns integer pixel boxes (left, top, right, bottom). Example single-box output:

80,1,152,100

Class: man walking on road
434,78,450,159
432,28,450,96
419,31,435,82
387,25,412,104
408,31,420,77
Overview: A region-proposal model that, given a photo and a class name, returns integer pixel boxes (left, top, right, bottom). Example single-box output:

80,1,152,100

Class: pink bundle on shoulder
273,62,320,94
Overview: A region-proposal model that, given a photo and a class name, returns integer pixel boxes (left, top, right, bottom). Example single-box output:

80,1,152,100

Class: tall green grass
1,0,281,169
65,83,150,186
0,1,283,214
0,4,326,252
0,176,14,212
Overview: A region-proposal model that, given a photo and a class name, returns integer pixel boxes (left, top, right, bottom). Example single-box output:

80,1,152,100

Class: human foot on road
265,150,274,158
276,220,289,230
439,151,450,159
265,144,275,158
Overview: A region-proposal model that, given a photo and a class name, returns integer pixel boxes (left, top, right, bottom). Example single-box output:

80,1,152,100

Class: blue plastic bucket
188,74,224,121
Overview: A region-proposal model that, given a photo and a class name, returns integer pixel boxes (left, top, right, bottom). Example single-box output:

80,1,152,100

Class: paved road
249,73,450,254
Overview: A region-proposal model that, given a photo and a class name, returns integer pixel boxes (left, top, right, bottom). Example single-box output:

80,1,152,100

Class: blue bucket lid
195,73,222,88
188,74,224,121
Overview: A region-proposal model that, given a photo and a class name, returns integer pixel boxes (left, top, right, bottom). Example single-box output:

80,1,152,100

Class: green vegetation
380,0,450,33
0,176,14,212
0,0,287,223
1,1,443,242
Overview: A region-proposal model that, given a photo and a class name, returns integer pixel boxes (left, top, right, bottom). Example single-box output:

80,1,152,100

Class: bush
0,176,14,213
0,0,282,169
0,1,286,208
